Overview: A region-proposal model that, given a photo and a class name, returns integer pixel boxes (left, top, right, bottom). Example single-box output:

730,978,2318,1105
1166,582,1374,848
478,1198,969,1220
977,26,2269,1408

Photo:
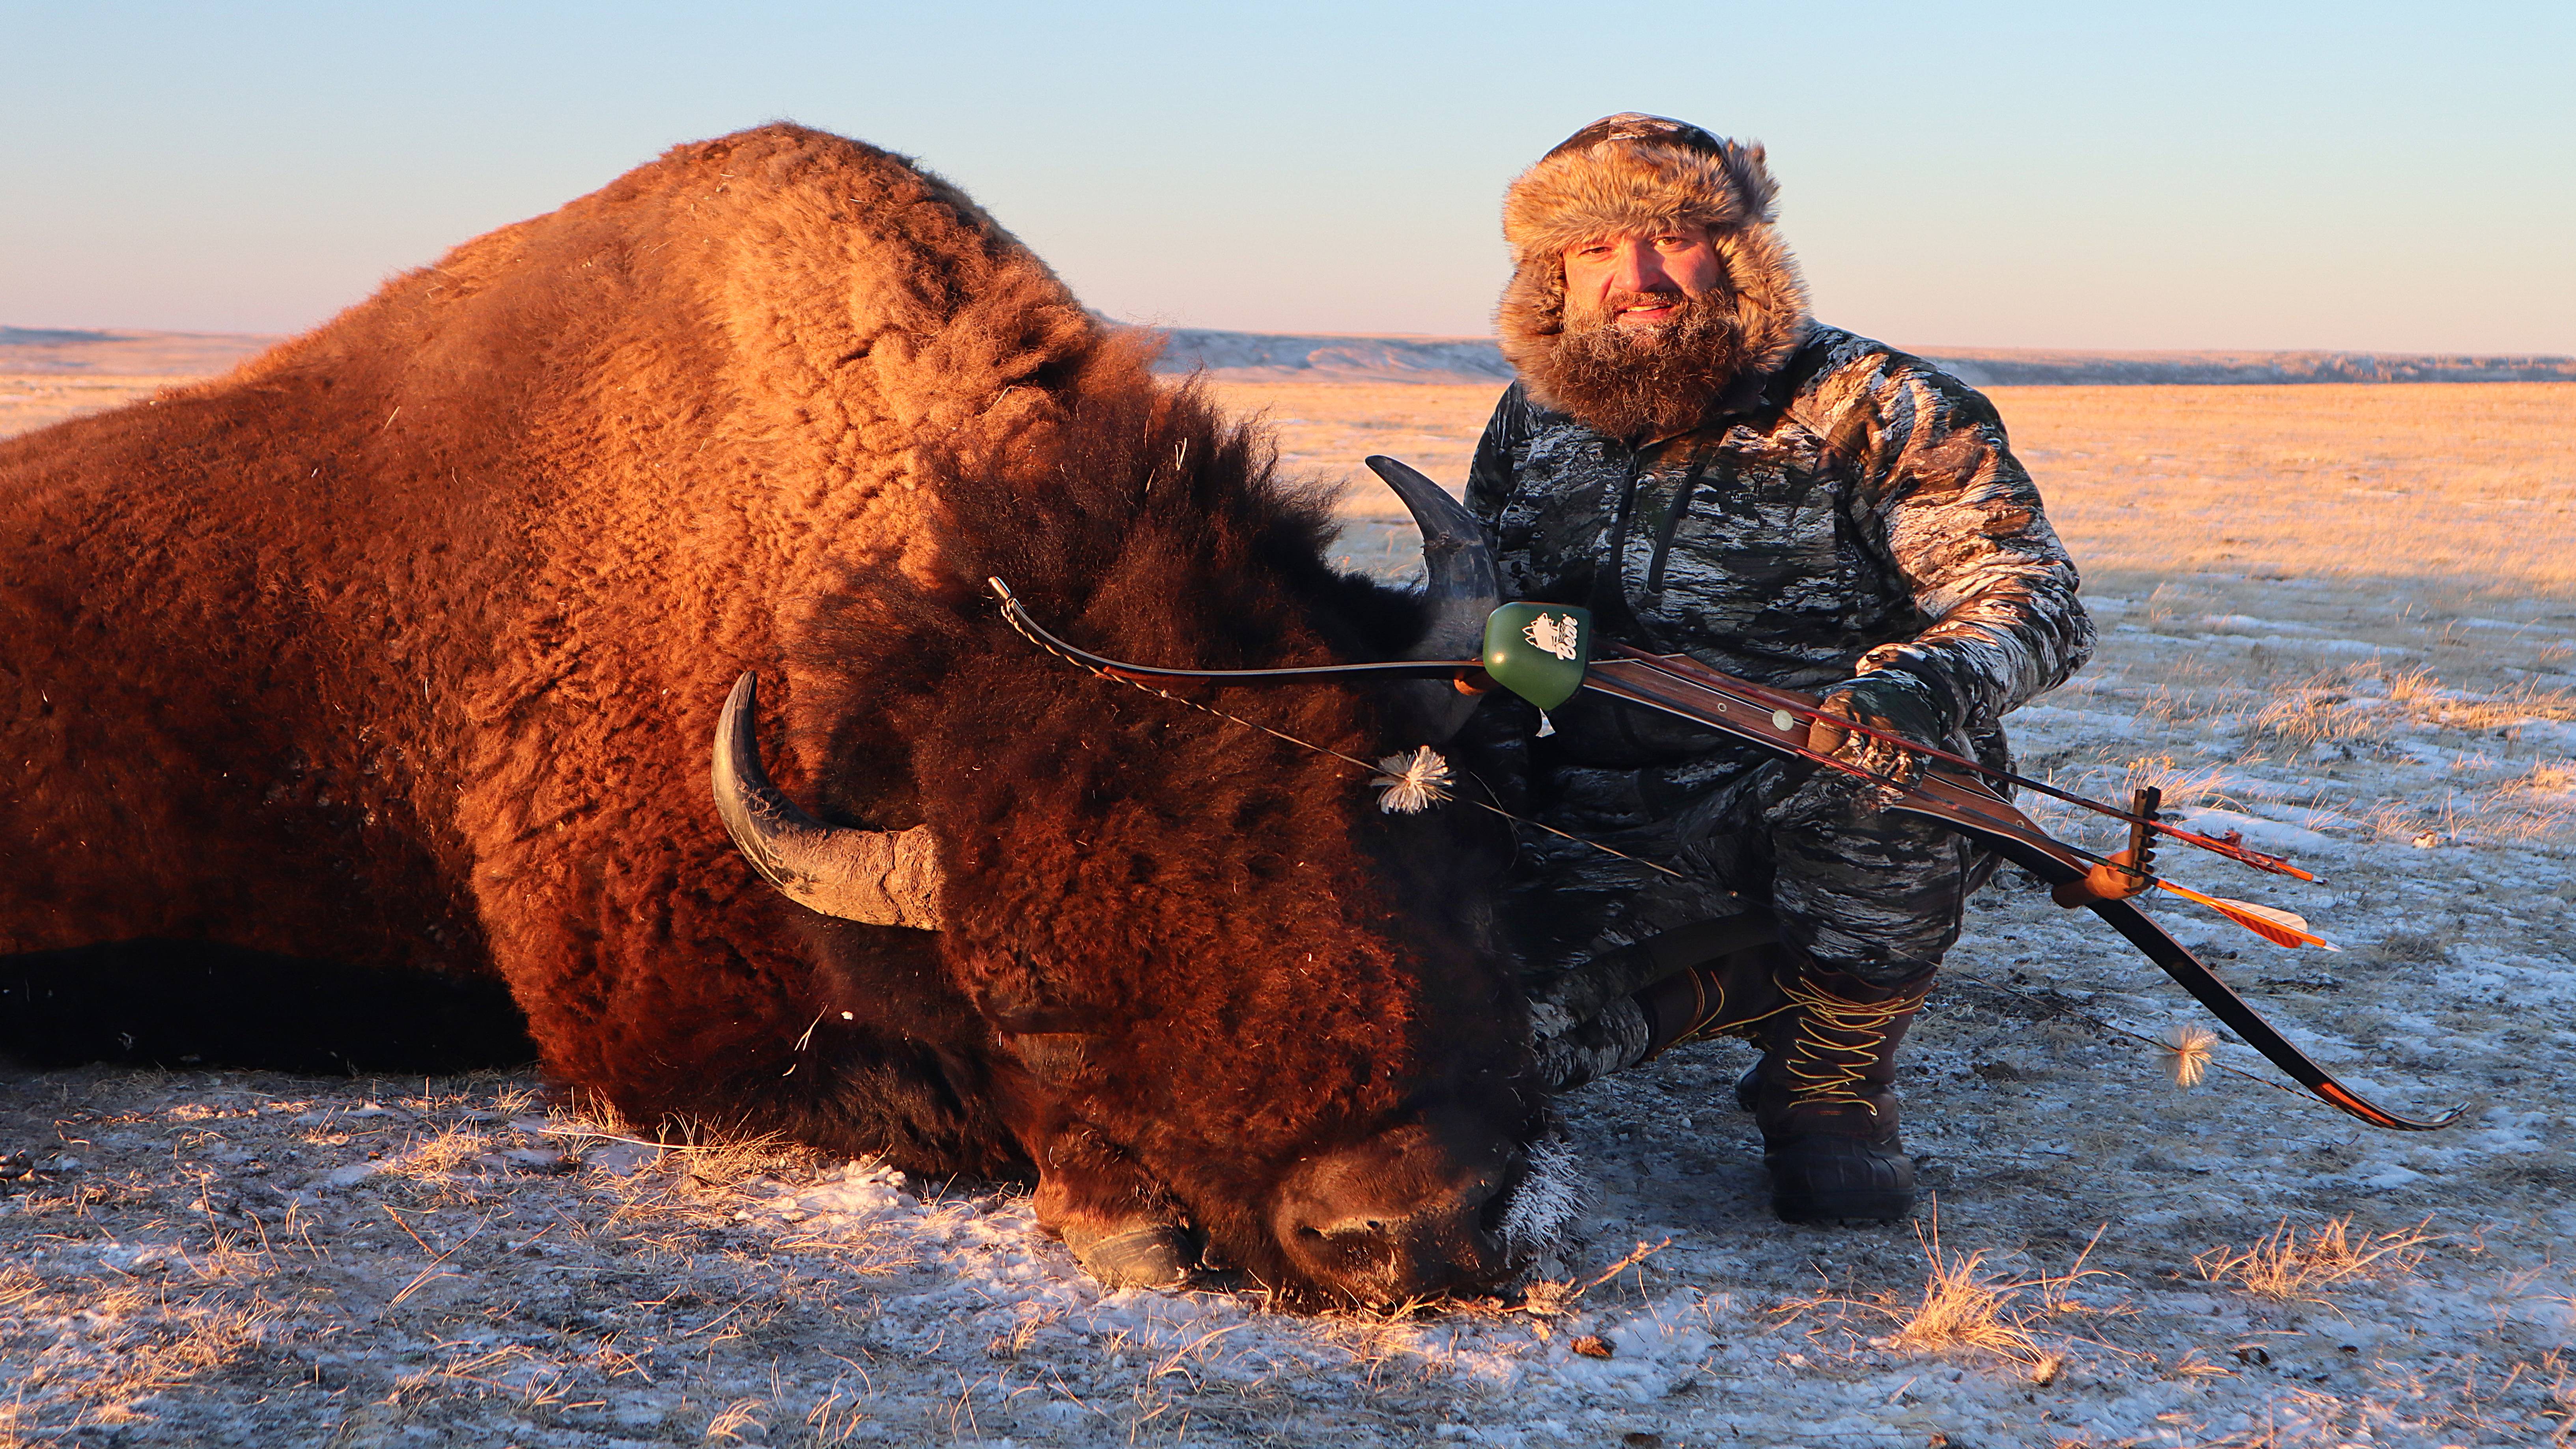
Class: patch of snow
2173,809,2348,865
6,575,2576,1448
315,1160,386,1189
2272,636,2395,656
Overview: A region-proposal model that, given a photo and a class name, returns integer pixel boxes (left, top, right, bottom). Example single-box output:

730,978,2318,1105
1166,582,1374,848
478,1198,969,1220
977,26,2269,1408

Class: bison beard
0,125,1556,1303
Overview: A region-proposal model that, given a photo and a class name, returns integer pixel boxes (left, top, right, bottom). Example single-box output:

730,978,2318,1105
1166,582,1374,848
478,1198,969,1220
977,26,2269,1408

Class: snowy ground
7,556,2575,1446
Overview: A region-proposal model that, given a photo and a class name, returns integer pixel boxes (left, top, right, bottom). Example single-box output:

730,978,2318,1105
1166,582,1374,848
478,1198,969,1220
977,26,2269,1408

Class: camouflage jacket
1465,325,2094,769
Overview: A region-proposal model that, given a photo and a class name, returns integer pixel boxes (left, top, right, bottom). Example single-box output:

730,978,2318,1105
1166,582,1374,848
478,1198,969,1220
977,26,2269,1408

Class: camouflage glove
1807,668,1952,784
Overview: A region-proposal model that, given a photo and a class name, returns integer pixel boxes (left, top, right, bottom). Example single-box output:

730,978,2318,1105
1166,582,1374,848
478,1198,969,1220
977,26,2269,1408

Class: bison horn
1366,455,1501,741
712,674,944,930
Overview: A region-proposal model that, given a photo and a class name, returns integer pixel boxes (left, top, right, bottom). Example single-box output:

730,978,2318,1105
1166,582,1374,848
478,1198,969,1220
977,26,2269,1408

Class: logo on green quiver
1481,603,1592,711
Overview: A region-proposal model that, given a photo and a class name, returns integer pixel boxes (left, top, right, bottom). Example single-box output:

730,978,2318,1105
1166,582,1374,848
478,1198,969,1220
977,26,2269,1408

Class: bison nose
1270,1112,1525,1302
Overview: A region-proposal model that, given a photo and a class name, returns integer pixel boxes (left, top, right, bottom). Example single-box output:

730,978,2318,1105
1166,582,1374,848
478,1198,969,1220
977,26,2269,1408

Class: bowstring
997,599,1689,882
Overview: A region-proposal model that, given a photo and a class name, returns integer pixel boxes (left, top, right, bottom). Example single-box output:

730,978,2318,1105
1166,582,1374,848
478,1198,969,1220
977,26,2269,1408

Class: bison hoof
1063,1222,1195,1290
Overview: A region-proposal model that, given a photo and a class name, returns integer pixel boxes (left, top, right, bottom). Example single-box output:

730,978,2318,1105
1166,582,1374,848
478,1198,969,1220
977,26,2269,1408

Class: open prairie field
0,327,274,436
6,377,2575,1446
1961,383,2576,589
0,375,200,439
1220,378,2576,591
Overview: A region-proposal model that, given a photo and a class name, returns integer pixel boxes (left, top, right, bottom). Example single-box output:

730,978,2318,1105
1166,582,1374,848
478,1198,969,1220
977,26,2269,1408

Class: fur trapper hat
1497,114,1811,421
1503,114,1778,264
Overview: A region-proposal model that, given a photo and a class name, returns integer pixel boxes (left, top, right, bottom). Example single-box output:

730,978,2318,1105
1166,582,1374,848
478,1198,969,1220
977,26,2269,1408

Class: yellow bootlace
1775,976,1929,1116
1666,971,1793,1051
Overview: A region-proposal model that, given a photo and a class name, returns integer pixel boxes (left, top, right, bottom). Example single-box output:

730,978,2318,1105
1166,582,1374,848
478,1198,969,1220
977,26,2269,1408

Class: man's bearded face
1544,239,1748,441
1561,283,1736,364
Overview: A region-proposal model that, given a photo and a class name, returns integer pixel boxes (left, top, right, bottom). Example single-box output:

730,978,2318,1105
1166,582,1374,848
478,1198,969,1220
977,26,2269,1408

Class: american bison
0,124,1559,1301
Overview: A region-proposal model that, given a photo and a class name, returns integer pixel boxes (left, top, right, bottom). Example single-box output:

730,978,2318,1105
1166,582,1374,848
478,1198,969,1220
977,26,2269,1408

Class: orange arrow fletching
2155,880,2339,951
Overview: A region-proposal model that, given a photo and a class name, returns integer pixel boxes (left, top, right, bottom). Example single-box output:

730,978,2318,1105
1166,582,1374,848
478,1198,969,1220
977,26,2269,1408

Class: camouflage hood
1497,114,1812,436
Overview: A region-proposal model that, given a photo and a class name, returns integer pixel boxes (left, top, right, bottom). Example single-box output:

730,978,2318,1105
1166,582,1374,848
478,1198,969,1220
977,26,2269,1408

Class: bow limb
1579,659,2461,1132
1880,800,2463,1133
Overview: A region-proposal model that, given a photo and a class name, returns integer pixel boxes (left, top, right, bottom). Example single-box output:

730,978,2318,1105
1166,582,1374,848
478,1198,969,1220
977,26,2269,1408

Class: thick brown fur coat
0,125,1536,1294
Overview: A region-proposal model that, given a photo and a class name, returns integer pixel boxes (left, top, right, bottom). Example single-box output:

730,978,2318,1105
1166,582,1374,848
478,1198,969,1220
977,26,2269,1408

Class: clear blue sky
4,0,2569,351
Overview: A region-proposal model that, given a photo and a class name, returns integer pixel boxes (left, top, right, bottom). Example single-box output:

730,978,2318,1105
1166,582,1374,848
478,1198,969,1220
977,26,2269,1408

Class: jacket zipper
1588,453,1648,624
1644,451,1720,596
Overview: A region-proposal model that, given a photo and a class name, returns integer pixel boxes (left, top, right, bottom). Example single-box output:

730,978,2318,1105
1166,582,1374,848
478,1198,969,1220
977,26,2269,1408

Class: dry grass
1999,383,2576,590
2249,681,2406,755
0,373,204,440
1885,1243,2059,1372
2051,647,2576,848
1208,380,2576,599
984,1305,1064,1361
801,1382,875,1447
2427,768,2576,847
386,1122,489,1178
2335,763,2576,849
2256,659,2576,737
704,1396,769,1442
2111,755,2245,812
2195,1216,2438,1303
1203,381,1497,516
1785,1214,2117,1383
0,1076,940,1443
668,1129,803,1193
2421,681,2576,731
2495,760,2576,810
2,1057,2565,1445
0,1265,284,1436
19,360,2574,596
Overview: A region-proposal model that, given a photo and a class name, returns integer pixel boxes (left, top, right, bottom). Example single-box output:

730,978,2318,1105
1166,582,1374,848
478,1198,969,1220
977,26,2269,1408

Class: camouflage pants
1503,744,2001,990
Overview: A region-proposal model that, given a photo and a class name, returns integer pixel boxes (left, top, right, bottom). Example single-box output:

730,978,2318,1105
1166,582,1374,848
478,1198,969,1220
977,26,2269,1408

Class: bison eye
1010,1032,1101,1083
990,1000,1103,1035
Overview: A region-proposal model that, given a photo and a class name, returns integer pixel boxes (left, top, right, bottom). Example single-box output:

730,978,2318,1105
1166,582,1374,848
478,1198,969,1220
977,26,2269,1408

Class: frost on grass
1779,1214,2118,1385
8,581,2576,1445
1497,1132,1586,1262
10,406,2576,1442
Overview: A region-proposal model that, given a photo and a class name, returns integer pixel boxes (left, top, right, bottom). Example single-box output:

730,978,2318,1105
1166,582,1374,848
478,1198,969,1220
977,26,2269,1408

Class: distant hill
1916,347,2576,387
0,327,280,376
10,324,2569,388
1140,327,2576,387
1142,329,1516,385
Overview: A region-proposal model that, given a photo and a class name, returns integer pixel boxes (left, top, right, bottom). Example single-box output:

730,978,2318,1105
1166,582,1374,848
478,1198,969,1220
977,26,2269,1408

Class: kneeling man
1469,115,2094,1221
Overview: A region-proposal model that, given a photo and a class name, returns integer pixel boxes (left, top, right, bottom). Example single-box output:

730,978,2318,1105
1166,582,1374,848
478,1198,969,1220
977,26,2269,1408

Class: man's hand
1805,669,1951,784
2049,848,2159,908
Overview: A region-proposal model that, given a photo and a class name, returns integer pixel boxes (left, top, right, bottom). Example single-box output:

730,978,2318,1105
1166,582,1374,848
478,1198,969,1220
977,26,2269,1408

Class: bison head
707,373,1563,1302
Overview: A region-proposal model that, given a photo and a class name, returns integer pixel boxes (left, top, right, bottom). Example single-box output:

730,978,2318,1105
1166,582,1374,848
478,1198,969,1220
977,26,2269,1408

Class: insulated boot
1736,964,1931,1223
